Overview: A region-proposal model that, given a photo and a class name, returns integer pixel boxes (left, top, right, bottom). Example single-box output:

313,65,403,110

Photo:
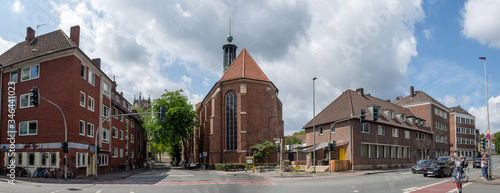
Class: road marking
446,182,471,193
402,179,448,193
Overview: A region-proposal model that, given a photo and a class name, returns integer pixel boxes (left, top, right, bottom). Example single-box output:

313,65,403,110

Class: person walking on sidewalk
481,154,488,180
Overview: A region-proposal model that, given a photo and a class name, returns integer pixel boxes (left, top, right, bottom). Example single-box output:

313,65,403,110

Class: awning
298,140,350,153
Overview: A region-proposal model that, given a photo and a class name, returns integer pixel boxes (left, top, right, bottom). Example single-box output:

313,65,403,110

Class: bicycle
454,169,463,193
16,167,31,177
32,167,45,178
57,170,74,179
44,168,56,178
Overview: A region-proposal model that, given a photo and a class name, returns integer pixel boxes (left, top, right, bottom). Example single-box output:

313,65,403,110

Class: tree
285,136,302,145
293,130,306,136
480,133,485,138
249,141,276,163
493,132,500,154
138,89,200,164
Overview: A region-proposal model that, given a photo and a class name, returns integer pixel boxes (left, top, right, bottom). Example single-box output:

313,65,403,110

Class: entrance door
339,148,345,160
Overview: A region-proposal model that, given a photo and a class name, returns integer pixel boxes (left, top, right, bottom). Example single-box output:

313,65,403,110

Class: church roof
218,48,271,83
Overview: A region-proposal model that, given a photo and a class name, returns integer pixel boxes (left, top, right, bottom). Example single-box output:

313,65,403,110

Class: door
339,148,345,160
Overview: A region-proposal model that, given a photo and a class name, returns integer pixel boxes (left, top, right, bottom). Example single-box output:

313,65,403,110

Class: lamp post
479,56,492,180
312,77,317,172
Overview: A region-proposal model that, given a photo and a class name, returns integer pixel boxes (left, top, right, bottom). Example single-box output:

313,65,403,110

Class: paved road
1,156,498,193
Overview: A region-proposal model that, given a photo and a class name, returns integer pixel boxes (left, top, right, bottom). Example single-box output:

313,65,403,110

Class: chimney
25,27,35,45
70,25,80,47
356,88,364,96
410,86,415,98
385,99,391,103
92,58,101,69
396,96,400,101
120,92,124,96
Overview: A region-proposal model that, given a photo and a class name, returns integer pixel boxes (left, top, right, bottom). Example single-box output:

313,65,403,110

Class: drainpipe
220,82,223,163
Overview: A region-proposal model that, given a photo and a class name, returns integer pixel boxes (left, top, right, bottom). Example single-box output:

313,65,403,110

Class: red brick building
0,26,146,177
187,36,284,164
303,88,432,170
394,86,451,158
449,106,478,159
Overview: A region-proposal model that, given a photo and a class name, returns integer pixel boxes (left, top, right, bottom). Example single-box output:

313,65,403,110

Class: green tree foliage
285,136,302,145
480,133,485,138
137,90,199,163
494,132,500,154
293,130,306,136
249,141,276,162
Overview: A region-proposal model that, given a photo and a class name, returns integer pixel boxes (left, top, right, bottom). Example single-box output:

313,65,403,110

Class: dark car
473,158,482,168
437,156,455,166
412,159,430,174
422,160,453,178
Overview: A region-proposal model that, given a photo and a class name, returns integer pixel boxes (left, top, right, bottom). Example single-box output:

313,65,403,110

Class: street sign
199,153,202,157
493,144,496,149
486,133,491,139
203,152,207,157
2,146,6,152
248,150,252,155
273,138,280,141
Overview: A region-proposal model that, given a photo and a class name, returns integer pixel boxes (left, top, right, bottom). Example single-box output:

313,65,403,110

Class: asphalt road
2,156,498,193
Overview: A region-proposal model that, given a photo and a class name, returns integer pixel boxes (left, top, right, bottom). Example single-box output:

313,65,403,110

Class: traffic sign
199,153,202,157
203,152,207,157
493,144,496,149
2,146,6,152
486,133,491,139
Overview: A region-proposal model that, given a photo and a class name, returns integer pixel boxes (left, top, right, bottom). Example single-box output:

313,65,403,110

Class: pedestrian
481,154,488,180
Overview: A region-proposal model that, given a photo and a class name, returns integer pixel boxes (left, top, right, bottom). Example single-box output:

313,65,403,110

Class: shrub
214,164,227,171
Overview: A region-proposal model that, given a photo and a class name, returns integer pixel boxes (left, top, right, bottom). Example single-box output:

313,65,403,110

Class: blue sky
1,0,499,136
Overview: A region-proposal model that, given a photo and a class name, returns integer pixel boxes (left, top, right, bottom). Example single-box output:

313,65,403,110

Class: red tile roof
218,48,271,83
449,106,473,116
394,90,448,110
303,89,432,134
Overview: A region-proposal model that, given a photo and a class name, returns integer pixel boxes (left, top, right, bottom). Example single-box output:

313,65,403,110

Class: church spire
222,19,237,73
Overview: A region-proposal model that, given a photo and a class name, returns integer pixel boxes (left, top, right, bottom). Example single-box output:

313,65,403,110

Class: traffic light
332,140,337,151
60,142,68,153
97,145,102,153
328,142,333,151
276,145,280,152
30,87,39,106
373,106,379,121
158,106,166,122
481,138,486,149
360,109,366,124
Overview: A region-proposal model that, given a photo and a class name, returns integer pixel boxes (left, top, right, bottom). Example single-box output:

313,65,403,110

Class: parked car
437,156,455,166
412,159,430,174
179,161,186,168
472,158,482,168
422,160,453,178
188,162,197,169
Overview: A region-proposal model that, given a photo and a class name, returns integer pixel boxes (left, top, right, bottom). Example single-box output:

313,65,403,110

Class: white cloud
461,0,500,48
423,28,433,40
438,95,472,108
0,36,16,53
468,95,500,134
10,0,24,13
442,95,457,107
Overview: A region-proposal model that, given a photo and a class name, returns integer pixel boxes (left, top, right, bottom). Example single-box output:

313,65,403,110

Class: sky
0,0,499,136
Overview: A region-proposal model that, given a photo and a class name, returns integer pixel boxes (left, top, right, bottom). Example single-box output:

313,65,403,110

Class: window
99,154,108,166
434,108,438,115
87,96,94,111
8,97,16,111
131,120,135,128
330,124,335,133
392,128,399,137
81,64,86,79
10,71,18,83
404,130,410,139
19,120,37,135
131,134,134,143
361,123,370,133
388,111,394,119
112,128,118,138
17,153,23,166
103,105,109,118
131,149,134,159
435,135,439,142
79,120,85,136
401,115,405,122
226,91,237,150
80,91,86,107
120,148,124,158
377,145,384,158
369,145,377,158
361,144,368,158
40,153,48,167
378,125,385,135
103,82,110,97
76,152,87,168
87,123,94,137
120,114,124,122
445,137,448,143
102,129,109,143
113,108,118,119
120,130,124,140
440,136,444,143
20,93,34,108
319,127,323,135
112,147,118,157
21,64,39,81
28,153,35,166
50,153,57,167
88,70,95,86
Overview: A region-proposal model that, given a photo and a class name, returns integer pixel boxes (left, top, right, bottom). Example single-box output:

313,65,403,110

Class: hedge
213,163,246,171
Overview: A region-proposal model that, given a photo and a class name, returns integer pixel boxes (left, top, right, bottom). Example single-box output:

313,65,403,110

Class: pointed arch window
226,91,237,150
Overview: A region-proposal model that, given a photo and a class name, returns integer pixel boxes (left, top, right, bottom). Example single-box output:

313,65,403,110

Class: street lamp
312,77,317,172
479,56,492,180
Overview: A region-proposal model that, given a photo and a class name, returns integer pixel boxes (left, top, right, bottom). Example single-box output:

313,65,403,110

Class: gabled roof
394,91,448,110
449,106,473,116
218,48,271,83
303,89,431,134
0,29,77,66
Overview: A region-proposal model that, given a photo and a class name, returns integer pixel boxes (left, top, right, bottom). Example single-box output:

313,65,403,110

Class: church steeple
222,19,237,73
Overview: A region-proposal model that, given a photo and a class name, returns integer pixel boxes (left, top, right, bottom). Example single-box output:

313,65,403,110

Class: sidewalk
472,175,500,185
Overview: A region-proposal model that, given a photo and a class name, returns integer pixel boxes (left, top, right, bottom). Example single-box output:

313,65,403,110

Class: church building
187,33,284,164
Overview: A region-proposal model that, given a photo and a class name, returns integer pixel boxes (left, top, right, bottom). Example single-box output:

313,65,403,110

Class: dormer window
401,115,405,122
383,109,394,119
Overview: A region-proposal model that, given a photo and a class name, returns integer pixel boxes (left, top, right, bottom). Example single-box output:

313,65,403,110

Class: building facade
394,86,451,158
303,88,433,170
449,106,477,159
186,35,284,164
0,26,146,177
